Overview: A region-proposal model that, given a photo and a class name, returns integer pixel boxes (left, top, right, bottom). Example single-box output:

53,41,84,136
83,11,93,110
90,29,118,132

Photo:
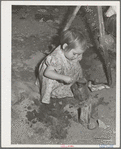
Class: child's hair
60,28,87,51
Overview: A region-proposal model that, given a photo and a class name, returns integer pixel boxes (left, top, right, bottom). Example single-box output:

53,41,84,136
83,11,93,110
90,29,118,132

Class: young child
36,28,87,104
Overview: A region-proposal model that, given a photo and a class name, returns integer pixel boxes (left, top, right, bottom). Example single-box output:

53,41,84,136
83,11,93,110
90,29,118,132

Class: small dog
71,78,98,130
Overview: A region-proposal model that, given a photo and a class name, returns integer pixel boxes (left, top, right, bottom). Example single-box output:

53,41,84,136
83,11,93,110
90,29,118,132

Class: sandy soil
12,6,116,145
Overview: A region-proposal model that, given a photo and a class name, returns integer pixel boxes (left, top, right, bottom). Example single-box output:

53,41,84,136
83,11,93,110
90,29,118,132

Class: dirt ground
12,6,116,145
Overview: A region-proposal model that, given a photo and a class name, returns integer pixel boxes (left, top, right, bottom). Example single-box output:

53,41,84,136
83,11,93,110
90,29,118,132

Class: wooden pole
63,6,81,31
97,6,112,86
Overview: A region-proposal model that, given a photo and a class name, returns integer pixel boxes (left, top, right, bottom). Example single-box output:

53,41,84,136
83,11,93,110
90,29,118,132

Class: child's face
64,43,85,60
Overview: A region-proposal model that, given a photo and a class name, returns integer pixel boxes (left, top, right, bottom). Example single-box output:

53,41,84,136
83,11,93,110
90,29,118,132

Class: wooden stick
63,6,81,31
97,6,112,86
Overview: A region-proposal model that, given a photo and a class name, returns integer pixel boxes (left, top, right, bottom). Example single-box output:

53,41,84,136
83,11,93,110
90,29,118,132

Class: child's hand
62,76,73,84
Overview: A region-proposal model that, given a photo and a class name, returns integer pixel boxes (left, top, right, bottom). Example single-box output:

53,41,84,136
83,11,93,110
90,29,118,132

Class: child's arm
44,66,73,84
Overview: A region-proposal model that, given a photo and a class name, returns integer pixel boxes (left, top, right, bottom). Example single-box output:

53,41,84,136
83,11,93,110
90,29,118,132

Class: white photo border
1,1,120,148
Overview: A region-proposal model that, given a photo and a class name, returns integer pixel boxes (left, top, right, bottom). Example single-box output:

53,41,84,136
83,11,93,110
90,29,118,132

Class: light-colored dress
37,45,83,104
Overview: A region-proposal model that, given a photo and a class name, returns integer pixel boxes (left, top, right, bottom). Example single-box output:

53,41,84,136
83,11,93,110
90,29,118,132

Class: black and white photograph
1,1,120,148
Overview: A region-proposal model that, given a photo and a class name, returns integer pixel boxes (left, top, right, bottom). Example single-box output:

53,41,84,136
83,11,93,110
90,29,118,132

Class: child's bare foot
42,98,50,104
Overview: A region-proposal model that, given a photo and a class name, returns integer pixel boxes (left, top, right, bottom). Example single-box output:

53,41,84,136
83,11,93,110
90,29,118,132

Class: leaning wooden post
63,6,81,31
97,6,112,86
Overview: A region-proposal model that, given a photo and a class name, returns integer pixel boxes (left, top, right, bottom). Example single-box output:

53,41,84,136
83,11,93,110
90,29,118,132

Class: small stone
54,8,59,12
46,20,53,23
39,18,44,22
28,132,34,137
59,101,62,105
92,23,95,26
53,103,56,107
31,100,34,104
98,119,107,129
38,9,47,13
54,19,61,24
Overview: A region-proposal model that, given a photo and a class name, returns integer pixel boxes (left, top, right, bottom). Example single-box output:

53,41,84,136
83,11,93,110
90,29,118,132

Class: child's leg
51,84,73,98
41,77,60,104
